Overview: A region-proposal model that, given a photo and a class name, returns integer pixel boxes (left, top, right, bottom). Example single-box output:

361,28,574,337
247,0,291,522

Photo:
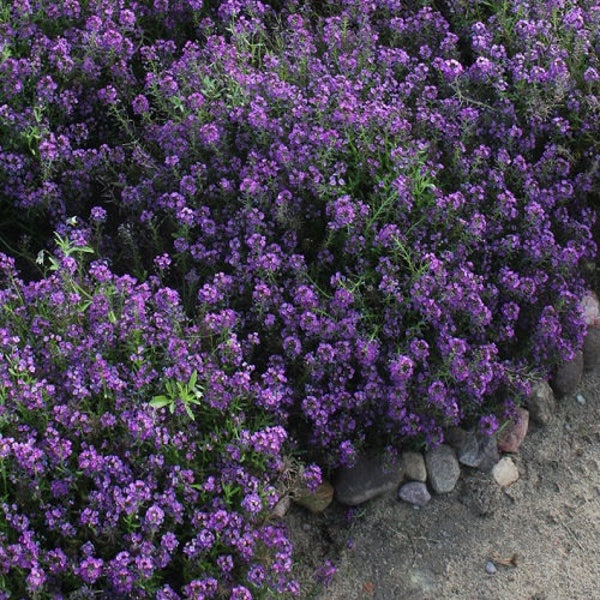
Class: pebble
397,481,431,507
527,380,555,426
580,291,600,326
292,480,334,513
271,495,291,518
576,393,586,406
400,451,427,482
551,351,583,398
485,561,497,575
334,453,404,506
492,457,519,487
498,408,529,454
455,430,499,472
425,444,461,494
583,326,600,372
444,427,469,450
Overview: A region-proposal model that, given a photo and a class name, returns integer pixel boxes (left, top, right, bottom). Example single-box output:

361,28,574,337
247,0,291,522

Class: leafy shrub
0,0,599,596
0,231,304,598
4,1,597,452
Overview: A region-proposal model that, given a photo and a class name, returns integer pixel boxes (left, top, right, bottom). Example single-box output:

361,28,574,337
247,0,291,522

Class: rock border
280,291,600,514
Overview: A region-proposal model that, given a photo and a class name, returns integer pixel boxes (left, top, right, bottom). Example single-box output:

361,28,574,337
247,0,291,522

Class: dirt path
287,372,600,600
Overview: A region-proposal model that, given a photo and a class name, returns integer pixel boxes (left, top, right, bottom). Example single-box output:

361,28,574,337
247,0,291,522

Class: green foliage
150,370,205,420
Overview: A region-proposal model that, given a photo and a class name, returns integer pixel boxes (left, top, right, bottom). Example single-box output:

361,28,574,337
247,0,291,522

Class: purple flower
76,556,104,584
26,564,46,592
90,206,107,224
479,414,499,435
314,559,337,586
231,585,252,600
183,577,218,599
241,493,262,515
217,554,234,574
135,554,155,579
327,195,358,230
46,548,68,575
301,464,322,493
157,585,182,600
154,253,172,271
160,532,179,554
583,67,600,83
434,57,464,82
338,440,357,467
389,355,414,384
247,563,265,586
132,94,150,115
145,504,165,528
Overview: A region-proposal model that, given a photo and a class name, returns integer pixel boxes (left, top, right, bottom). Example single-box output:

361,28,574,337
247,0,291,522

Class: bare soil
286,371,600,600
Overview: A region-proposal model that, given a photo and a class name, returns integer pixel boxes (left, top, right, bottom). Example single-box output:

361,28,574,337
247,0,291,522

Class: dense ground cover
0,0,598,597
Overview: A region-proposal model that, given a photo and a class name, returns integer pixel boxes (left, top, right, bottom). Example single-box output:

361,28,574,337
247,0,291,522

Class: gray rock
398,481,431,506
456,432,481,467
485,561,497,575
444,427,469,450
425,444,461,494
583,326,600,372
551,350,583,398
527,380,555,426
400,451,427,482
477,437,500,472
334,454,404,506
456,431,499,472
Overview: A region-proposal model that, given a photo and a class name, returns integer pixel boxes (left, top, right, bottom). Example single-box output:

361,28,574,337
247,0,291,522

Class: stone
551,350,583,398
580,291,600,327
485,562,497,575
477,437,500,473
425,444,461,494
292,480,334,513
492,457,519,487
271,495,291,518
398,481,431,506
498,408,529,454
455,431,481,467
527,380,555,426
455,431,499,472
334,454,404,506
399,451,427,482
444,427,469,450
583,326,600,372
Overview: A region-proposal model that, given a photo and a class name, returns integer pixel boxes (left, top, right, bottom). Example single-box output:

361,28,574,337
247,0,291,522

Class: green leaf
75,245,95,254
189,369,198,389
150,396,171,409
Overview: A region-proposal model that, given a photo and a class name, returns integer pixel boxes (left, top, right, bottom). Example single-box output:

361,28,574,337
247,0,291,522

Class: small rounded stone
485,562,497,575
397,481,431,507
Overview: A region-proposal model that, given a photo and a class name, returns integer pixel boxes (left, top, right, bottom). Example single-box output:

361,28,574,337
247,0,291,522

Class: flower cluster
0,242,298,598
0,0,599,595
